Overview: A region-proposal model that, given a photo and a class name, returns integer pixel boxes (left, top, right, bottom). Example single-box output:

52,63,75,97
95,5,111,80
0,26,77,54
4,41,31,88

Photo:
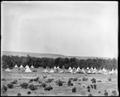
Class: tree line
2,55,118,70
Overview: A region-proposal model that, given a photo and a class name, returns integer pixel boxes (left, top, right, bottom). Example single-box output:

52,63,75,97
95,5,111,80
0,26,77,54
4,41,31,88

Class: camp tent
49,69,54,73
5,68,11,72
114,69,118,74
93,68,97,73
15,64,18,68
87,69,91,74
109,69,114,74
31,65,34,68
54,66,57,70
87,67,89,70
102,68,109,75
76,67,80,72
68,67,72,70
43,68,49,73
25,65,32,72
20,65,23,68
81,68,86,73
68,67,73,73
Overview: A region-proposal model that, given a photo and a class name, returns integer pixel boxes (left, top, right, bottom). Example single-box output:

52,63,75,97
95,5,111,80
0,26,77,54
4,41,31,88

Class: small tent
43,68,49,73
49,69,54,73
20,65,23,68
5,68,11,72
31,65,34,68
15,64,18,68
87,69,91,74
87,67,89,70
114,69,118,74
68,67,72,73
25,65,32,72
76,67,80,72
68,67,72,70
54,66,57,70
109,69,114,74
81,68,86,74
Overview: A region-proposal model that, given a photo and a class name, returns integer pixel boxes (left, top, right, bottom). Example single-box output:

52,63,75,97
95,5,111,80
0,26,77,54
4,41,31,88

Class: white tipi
43,68,49,73
54,66,57,70
114,69,118,75
20,65,23,68
5,68,11,72
49,69,54,73
15,64,18,68
31,65,34,68
76,67,80,72
25,65,32,72
87,67,89,70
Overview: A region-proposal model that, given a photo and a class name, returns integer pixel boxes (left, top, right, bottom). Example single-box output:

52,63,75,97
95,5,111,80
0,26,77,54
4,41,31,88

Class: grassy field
1,68,119,96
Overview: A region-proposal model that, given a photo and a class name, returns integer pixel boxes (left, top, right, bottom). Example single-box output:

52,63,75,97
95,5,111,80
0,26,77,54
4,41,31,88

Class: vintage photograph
1,1,118,96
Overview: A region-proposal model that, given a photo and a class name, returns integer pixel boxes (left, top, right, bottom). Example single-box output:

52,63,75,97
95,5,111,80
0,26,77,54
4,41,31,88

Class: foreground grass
1,69,118,96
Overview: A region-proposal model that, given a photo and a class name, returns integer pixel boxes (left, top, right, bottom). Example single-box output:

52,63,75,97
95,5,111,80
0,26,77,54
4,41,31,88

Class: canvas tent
49,69,54,73
5,68,11,72
31,65,34,68
76,67,80,72
87,67,89,70
114,69,118,74
68,67,73,73
43,68,49,73
25,65,32,72
81,68,86,74
54,66,57,70
20,65,23,68
109,69,114,74
15,64,18,68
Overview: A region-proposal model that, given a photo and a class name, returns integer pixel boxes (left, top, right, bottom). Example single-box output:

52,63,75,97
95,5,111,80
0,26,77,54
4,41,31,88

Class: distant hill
1,51,111,59
1,51,66,58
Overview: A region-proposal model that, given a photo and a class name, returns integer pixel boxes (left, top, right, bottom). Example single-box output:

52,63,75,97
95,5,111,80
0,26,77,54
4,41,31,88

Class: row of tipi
5,64,34,72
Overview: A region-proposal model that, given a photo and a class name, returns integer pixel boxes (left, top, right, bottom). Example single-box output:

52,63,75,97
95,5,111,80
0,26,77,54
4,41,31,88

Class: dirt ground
1,68,119,96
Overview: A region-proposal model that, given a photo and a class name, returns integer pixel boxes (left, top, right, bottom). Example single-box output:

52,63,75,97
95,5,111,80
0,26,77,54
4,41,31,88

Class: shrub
20,83,28,89
44,85,53,91
72,87,76,93
88,93,93,96
41,83,47,88
104,90,108,96
29,84,38,91
45,78,54,83
112,90,117,96
43,75,47,79
2,85,7,93
82,77,88,81
56,80,63,86
33,70,37,72
91,78,96,83
93,84,97,89
2,78,6,81
29,79,34,83
90,84,93,89
73,78,78,81
97,80,102,82
11,80,17,84
78,83,81,85
68,80,73,86
7,83,14,89
98,91,101,93
108,78,112,81
17,93,21,96
33,77,39,82
27,91,31,95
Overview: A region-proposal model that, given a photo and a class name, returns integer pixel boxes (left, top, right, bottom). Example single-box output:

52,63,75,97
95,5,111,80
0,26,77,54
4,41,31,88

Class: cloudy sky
1,1,118,58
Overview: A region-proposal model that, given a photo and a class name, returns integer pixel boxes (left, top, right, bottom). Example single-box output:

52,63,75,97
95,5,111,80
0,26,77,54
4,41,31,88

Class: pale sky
1,1,118,58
